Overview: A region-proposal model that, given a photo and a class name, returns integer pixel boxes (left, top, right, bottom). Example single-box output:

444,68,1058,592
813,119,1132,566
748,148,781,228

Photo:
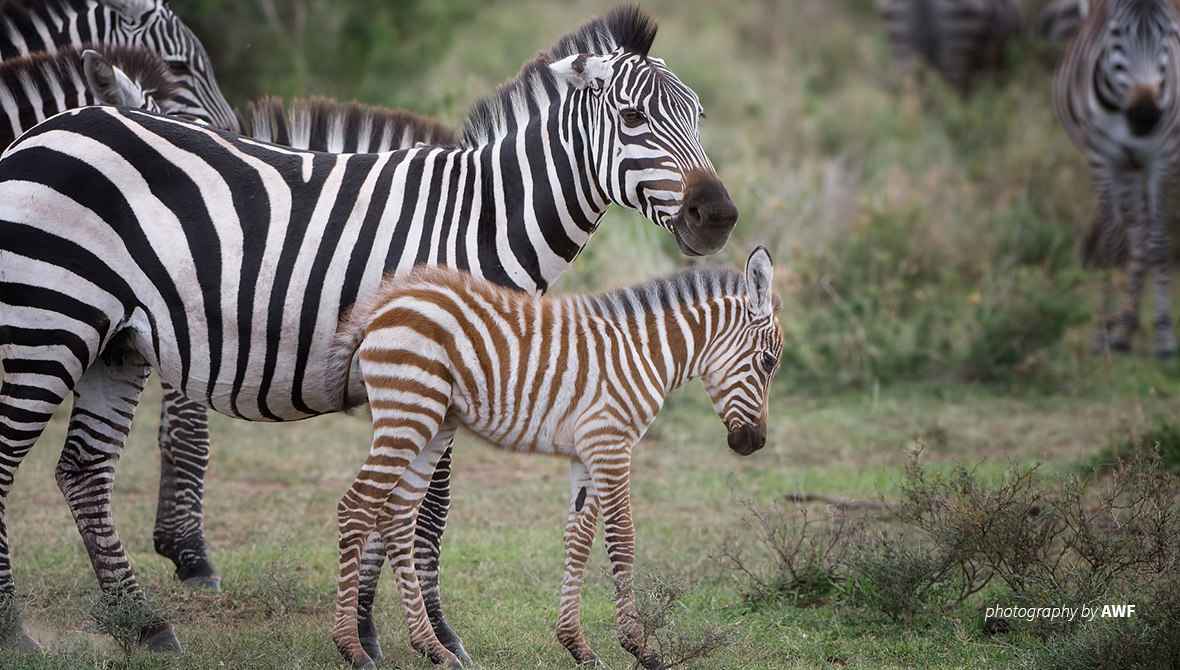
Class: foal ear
549,53,613,92
744,246,774,319
83,50,145,108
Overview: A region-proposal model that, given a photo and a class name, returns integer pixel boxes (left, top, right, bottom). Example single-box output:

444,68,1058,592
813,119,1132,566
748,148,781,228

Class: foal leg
153,384,219,589
581,440,663,670
377,422,459,667
56,355,180,651
557,460,602,666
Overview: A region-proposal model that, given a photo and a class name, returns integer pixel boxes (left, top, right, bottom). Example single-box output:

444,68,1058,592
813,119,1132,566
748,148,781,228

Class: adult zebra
1055,0,1180,356
0,44,461,656
0,0,238,130
0,5,738,661
879,0,1024,94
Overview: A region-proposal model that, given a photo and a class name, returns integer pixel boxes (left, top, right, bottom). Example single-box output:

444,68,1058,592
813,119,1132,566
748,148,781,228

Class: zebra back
1036,0,1088,45
0,45,175,149
881,0,1024,94
244,96,458,153
0,0,238,131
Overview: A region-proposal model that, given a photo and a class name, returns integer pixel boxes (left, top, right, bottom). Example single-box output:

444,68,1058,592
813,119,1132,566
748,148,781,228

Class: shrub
1089,419,1180,476
843,535,953,623
85,573,165,658
624,574,733,670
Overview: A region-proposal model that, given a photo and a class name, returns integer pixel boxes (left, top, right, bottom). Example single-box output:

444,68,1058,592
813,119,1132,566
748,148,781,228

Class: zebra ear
744,246,774,319
83,50,144,108
104,0,156,21
549,53,613,92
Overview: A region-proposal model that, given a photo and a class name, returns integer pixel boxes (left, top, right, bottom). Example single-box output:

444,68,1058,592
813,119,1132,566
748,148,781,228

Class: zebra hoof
352,656,377,670
140,625,182,653
1109,340,1132,354
1156,349,1177,360
181,574,222,592
16,631,42,653
451,645,473,667
359,636,383,661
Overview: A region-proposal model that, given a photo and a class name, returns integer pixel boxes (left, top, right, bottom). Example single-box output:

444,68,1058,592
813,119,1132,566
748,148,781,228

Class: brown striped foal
323,247,783,669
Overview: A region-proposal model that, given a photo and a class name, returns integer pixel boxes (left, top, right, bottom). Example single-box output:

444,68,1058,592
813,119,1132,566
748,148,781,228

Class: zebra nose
726,424,766,456
684,183,739,231
1127,84,1163,137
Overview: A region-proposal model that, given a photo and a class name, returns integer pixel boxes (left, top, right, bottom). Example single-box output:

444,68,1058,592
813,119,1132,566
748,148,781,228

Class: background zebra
879,0,1024,94
0,46,177,146
1036,0,1089,45
0,0,238,131
326,248,783,669
0,5,738,659
1055,0,1180,357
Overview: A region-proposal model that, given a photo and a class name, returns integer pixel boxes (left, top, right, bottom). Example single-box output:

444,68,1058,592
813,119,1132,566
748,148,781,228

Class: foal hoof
181,574,222,592
140,624,182,653
359,636,383,661
449,644,472,667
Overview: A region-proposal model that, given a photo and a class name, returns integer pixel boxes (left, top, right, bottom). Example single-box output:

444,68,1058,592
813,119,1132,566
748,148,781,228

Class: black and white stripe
0,5,737,659
0,0,237,131
879,0,1023,94
1055,0,1180,356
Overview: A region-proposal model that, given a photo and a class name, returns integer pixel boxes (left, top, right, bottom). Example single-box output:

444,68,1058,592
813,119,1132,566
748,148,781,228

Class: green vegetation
3,0,1180,668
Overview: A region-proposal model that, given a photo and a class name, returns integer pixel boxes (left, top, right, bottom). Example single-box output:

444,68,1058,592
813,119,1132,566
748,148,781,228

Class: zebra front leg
584,448,663,670
413,444,471,663
1147,169,1176,358
377,424,460,668
153,384,220,589
56,357,180,652
557,460,603,666
1112,176,1149,350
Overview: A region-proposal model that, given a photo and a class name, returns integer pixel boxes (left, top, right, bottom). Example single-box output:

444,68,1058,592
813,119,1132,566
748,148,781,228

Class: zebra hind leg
356,529,386,660
413,444,472,665
153,384,220,590
56,355,180,652
0,371,76,653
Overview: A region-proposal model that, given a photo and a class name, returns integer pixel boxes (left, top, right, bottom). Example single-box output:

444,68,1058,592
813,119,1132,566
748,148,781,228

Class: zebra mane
458,4,658,148
0,44,176,104
243,96,457,151
589,266,743,315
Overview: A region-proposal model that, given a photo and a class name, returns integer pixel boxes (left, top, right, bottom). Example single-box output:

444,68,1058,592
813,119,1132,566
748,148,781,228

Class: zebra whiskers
328,248,783,670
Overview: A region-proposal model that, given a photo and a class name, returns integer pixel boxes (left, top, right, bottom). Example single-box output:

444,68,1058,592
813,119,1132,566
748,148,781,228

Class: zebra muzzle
1126,84,1163,137
727,423,765,456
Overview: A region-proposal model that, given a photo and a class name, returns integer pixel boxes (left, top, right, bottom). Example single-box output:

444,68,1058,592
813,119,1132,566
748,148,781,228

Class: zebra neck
642,295,738,394
462,111,612,293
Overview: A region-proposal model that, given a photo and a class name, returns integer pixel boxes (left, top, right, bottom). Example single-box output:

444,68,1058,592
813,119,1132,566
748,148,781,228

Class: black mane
459,5,658,147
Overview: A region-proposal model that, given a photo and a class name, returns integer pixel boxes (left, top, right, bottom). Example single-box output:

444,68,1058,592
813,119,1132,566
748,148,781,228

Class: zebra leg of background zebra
55,356,181,652
1147,171,1177,358
0,364,78,652
1112,177,1150,351
153,384,220,590
556,460,602,665
376,422,458,668
333,412,450,669
583,444,663,670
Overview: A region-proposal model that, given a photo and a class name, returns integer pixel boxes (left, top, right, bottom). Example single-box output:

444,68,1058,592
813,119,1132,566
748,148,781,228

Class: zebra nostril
685,204,702,224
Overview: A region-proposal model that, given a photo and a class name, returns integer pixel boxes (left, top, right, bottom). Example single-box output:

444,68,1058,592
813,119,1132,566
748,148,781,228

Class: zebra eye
619,107,647,127
759,352,776,374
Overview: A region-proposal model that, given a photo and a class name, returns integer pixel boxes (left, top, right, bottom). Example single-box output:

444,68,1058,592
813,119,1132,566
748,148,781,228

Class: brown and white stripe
325,247,784,670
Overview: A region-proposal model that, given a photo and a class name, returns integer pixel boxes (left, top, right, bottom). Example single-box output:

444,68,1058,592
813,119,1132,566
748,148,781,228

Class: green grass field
4,0,1180,668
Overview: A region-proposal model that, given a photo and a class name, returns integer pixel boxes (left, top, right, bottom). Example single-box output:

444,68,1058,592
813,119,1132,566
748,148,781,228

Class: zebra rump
0,45,177,148
244,96,458,153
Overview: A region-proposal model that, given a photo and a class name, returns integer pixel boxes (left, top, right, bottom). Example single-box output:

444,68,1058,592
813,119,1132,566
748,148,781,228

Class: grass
5,0,1180,668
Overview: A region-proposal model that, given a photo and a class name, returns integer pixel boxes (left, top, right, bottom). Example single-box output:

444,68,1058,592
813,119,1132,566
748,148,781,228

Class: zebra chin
726,423,766,456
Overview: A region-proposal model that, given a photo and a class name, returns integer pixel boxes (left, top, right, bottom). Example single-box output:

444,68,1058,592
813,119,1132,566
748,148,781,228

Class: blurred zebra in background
1036,0,1089,46
1055,0,1180,357
880,0,1024,94
0,0,237,130
0,46,178,146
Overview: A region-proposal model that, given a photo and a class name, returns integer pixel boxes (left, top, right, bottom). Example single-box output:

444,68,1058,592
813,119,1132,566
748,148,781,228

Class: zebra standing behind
325,248,783,670
880,0,1024,94
0,46,177,146
0,5,737,658
1055,0,1180,356
0,0,238,130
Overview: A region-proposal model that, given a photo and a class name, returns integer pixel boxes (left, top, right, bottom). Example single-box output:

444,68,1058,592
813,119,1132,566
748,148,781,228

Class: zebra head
547,8,738,257
103,0,239,132
700,247,783,457
1091,0,1180,137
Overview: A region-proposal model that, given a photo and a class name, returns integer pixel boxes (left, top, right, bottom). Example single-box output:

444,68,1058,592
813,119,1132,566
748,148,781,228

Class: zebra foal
325,248,784,669
1055,0,1180,356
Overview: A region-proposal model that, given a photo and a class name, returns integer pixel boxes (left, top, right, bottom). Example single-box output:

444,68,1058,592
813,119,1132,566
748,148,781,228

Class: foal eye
619,107,647,126
760,352,776,374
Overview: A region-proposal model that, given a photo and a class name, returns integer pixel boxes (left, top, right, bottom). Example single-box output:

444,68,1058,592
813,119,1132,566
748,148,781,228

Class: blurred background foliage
173,0,1162,393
